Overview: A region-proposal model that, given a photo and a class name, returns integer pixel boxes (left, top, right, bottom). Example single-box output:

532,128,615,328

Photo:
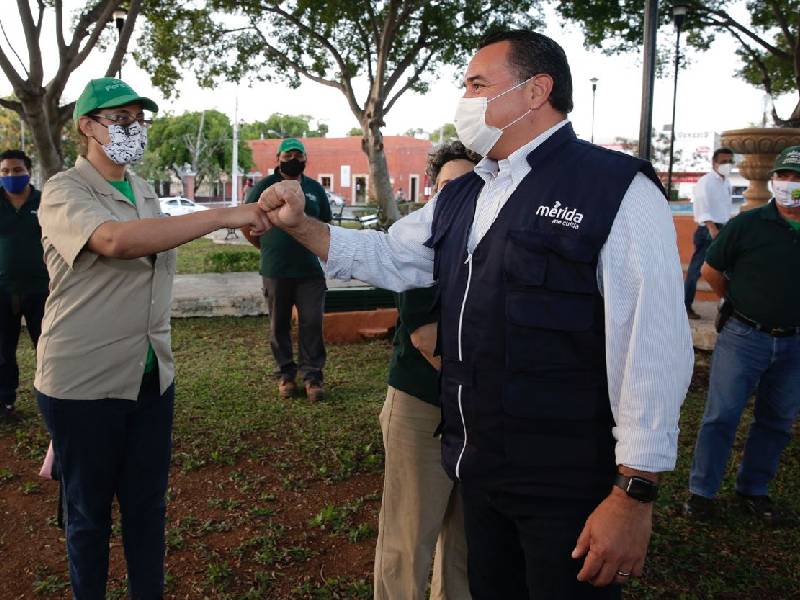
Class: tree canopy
0,0,144,177
555,0,800,125
238,113,328,141
139,110,253,190
136,0,542,221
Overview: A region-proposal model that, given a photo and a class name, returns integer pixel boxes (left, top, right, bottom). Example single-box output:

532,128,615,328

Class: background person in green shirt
374,141,479,600
243,138,332,401
0,149,48,417
685,145,800,525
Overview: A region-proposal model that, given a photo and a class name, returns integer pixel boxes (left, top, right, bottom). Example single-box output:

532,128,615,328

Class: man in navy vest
258,30,693,599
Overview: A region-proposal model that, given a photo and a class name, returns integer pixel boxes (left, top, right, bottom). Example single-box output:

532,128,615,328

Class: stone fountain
721,127,800,209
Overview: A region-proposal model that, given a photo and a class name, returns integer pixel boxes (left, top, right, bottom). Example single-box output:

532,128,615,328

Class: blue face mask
1,174,30,194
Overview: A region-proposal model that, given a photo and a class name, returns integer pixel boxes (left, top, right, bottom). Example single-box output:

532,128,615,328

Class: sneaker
736,493,796,527
304,381,324,402
278,378,297,399
686,307,702,320
683,494,716,521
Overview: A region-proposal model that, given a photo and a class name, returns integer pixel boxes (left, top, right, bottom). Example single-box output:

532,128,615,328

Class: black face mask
280,158,306,177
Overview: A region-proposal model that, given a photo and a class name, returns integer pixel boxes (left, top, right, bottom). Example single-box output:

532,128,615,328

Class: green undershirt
107,179,157,375
787,218,800,231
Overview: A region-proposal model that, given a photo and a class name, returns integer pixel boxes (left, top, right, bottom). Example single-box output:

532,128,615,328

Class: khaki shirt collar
74,156,154,213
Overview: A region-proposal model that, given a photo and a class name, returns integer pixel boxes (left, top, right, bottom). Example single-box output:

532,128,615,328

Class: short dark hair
0,149,32,170
427,141,481,183
479,30,573,114
712,147,734,162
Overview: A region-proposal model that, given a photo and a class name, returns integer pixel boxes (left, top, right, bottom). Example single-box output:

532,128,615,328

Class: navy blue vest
427,123,663,498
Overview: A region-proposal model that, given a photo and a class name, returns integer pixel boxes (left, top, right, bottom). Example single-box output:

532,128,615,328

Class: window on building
319,174,333,190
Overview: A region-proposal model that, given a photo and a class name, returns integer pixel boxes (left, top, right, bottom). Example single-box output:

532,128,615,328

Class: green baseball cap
771,145,800,175
277,138,305,154
73,77,158,121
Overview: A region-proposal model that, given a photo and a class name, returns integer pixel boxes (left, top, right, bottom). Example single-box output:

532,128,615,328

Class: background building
249,136,433,205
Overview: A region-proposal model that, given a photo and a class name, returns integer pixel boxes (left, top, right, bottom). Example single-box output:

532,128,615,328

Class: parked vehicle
159,197,210,216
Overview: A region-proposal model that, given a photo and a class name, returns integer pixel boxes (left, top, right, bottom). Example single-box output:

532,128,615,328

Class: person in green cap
35,77,271,600
684,145,800,526
243,138,331,401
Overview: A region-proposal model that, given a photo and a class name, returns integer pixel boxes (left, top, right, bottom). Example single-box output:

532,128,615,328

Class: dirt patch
0,431,382,599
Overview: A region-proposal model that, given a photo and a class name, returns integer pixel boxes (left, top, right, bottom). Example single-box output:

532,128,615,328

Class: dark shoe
2,404,19,421
736,493,796,527
683,494,716,521
304,381,324,402
278,378,297,399
686,307,702,320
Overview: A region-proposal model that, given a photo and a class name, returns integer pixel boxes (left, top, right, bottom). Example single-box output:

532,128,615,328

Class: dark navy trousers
461,483,622,600
0,291,46,406
37,372,174,600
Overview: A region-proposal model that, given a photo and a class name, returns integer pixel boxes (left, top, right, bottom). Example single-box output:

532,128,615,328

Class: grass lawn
1,317,798,598
176,238,260,274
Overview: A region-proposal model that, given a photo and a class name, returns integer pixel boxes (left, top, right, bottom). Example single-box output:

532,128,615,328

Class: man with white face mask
685,146,800,526
685,148,735,319
257,30,692,598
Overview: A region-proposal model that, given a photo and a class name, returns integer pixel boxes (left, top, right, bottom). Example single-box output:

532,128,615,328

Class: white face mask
99,122,148,165
773,179,800,207
454,76,535,156
716,163,733,177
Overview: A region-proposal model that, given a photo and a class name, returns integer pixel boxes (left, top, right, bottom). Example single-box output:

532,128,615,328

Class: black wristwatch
614,473,659,503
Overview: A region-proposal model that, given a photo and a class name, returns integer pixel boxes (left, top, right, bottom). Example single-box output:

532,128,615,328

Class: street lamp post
113,10,126,78
590,77,598,144
638,0,659,160
666,4,688,200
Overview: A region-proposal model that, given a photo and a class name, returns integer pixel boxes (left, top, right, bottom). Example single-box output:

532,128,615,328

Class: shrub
202,250,259,273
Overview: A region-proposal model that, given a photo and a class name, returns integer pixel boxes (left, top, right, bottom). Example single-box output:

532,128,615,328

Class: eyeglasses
90,112,152,128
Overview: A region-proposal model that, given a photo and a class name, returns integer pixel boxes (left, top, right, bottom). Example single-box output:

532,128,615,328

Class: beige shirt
35,156,176,400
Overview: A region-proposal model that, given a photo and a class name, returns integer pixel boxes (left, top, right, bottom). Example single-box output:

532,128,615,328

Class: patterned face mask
99,122,148,165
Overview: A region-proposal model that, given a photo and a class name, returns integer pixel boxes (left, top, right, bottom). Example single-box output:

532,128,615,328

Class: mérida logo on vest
535,201,584,229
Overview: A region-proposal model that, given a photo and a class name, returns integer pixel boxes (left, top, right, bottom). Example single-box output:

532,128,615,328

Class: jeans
460,483,620,600
263,276,326,383
0,291,47,405
684,225,714,308
689,318,800,498
37,373,174,600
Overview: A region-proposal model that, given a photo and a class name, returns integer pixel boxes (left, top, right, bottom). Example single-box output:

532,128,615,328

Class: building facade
249,136,433,205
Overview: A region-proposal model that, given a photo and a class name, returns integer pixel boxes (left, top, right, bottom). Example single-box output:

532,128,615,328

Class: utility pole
231,96,239,207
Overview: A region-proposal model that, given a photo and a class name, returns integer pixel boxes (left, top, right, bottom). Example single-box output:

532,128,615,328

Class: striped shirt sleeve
600,172,694,472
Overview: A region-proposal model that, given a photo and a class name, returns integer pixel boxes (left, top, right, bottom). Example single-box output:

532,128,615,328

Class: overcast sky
0,2,794,143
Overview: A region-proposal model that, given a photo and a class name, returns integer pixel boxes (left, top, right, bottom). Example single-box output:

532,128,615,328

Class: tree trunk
362,122,401,225
785,93,800,127
21,95,64,180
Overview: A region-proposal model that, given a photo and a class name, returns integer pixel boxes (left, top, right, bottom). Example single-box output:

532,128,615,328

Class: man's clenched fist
257,180,306,229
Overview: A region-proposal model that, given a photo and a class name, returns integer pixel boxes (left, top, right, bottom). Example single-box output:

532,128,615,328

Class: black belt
732,312,800,337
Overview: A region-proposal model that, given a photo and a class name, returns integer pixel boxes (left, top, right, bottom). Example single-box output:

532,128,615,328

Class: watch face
628,477,657,501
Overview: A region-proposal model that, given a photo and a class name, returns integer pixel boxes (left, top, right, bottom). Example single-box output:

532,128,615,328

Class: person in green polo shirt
0,149,48,417
685,145,800,525
243,138,332,401
374,141,479,599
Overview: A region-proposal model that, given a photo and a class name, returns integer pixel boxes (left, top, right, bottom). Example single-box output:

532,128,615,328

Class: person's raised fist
258,180,306,229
